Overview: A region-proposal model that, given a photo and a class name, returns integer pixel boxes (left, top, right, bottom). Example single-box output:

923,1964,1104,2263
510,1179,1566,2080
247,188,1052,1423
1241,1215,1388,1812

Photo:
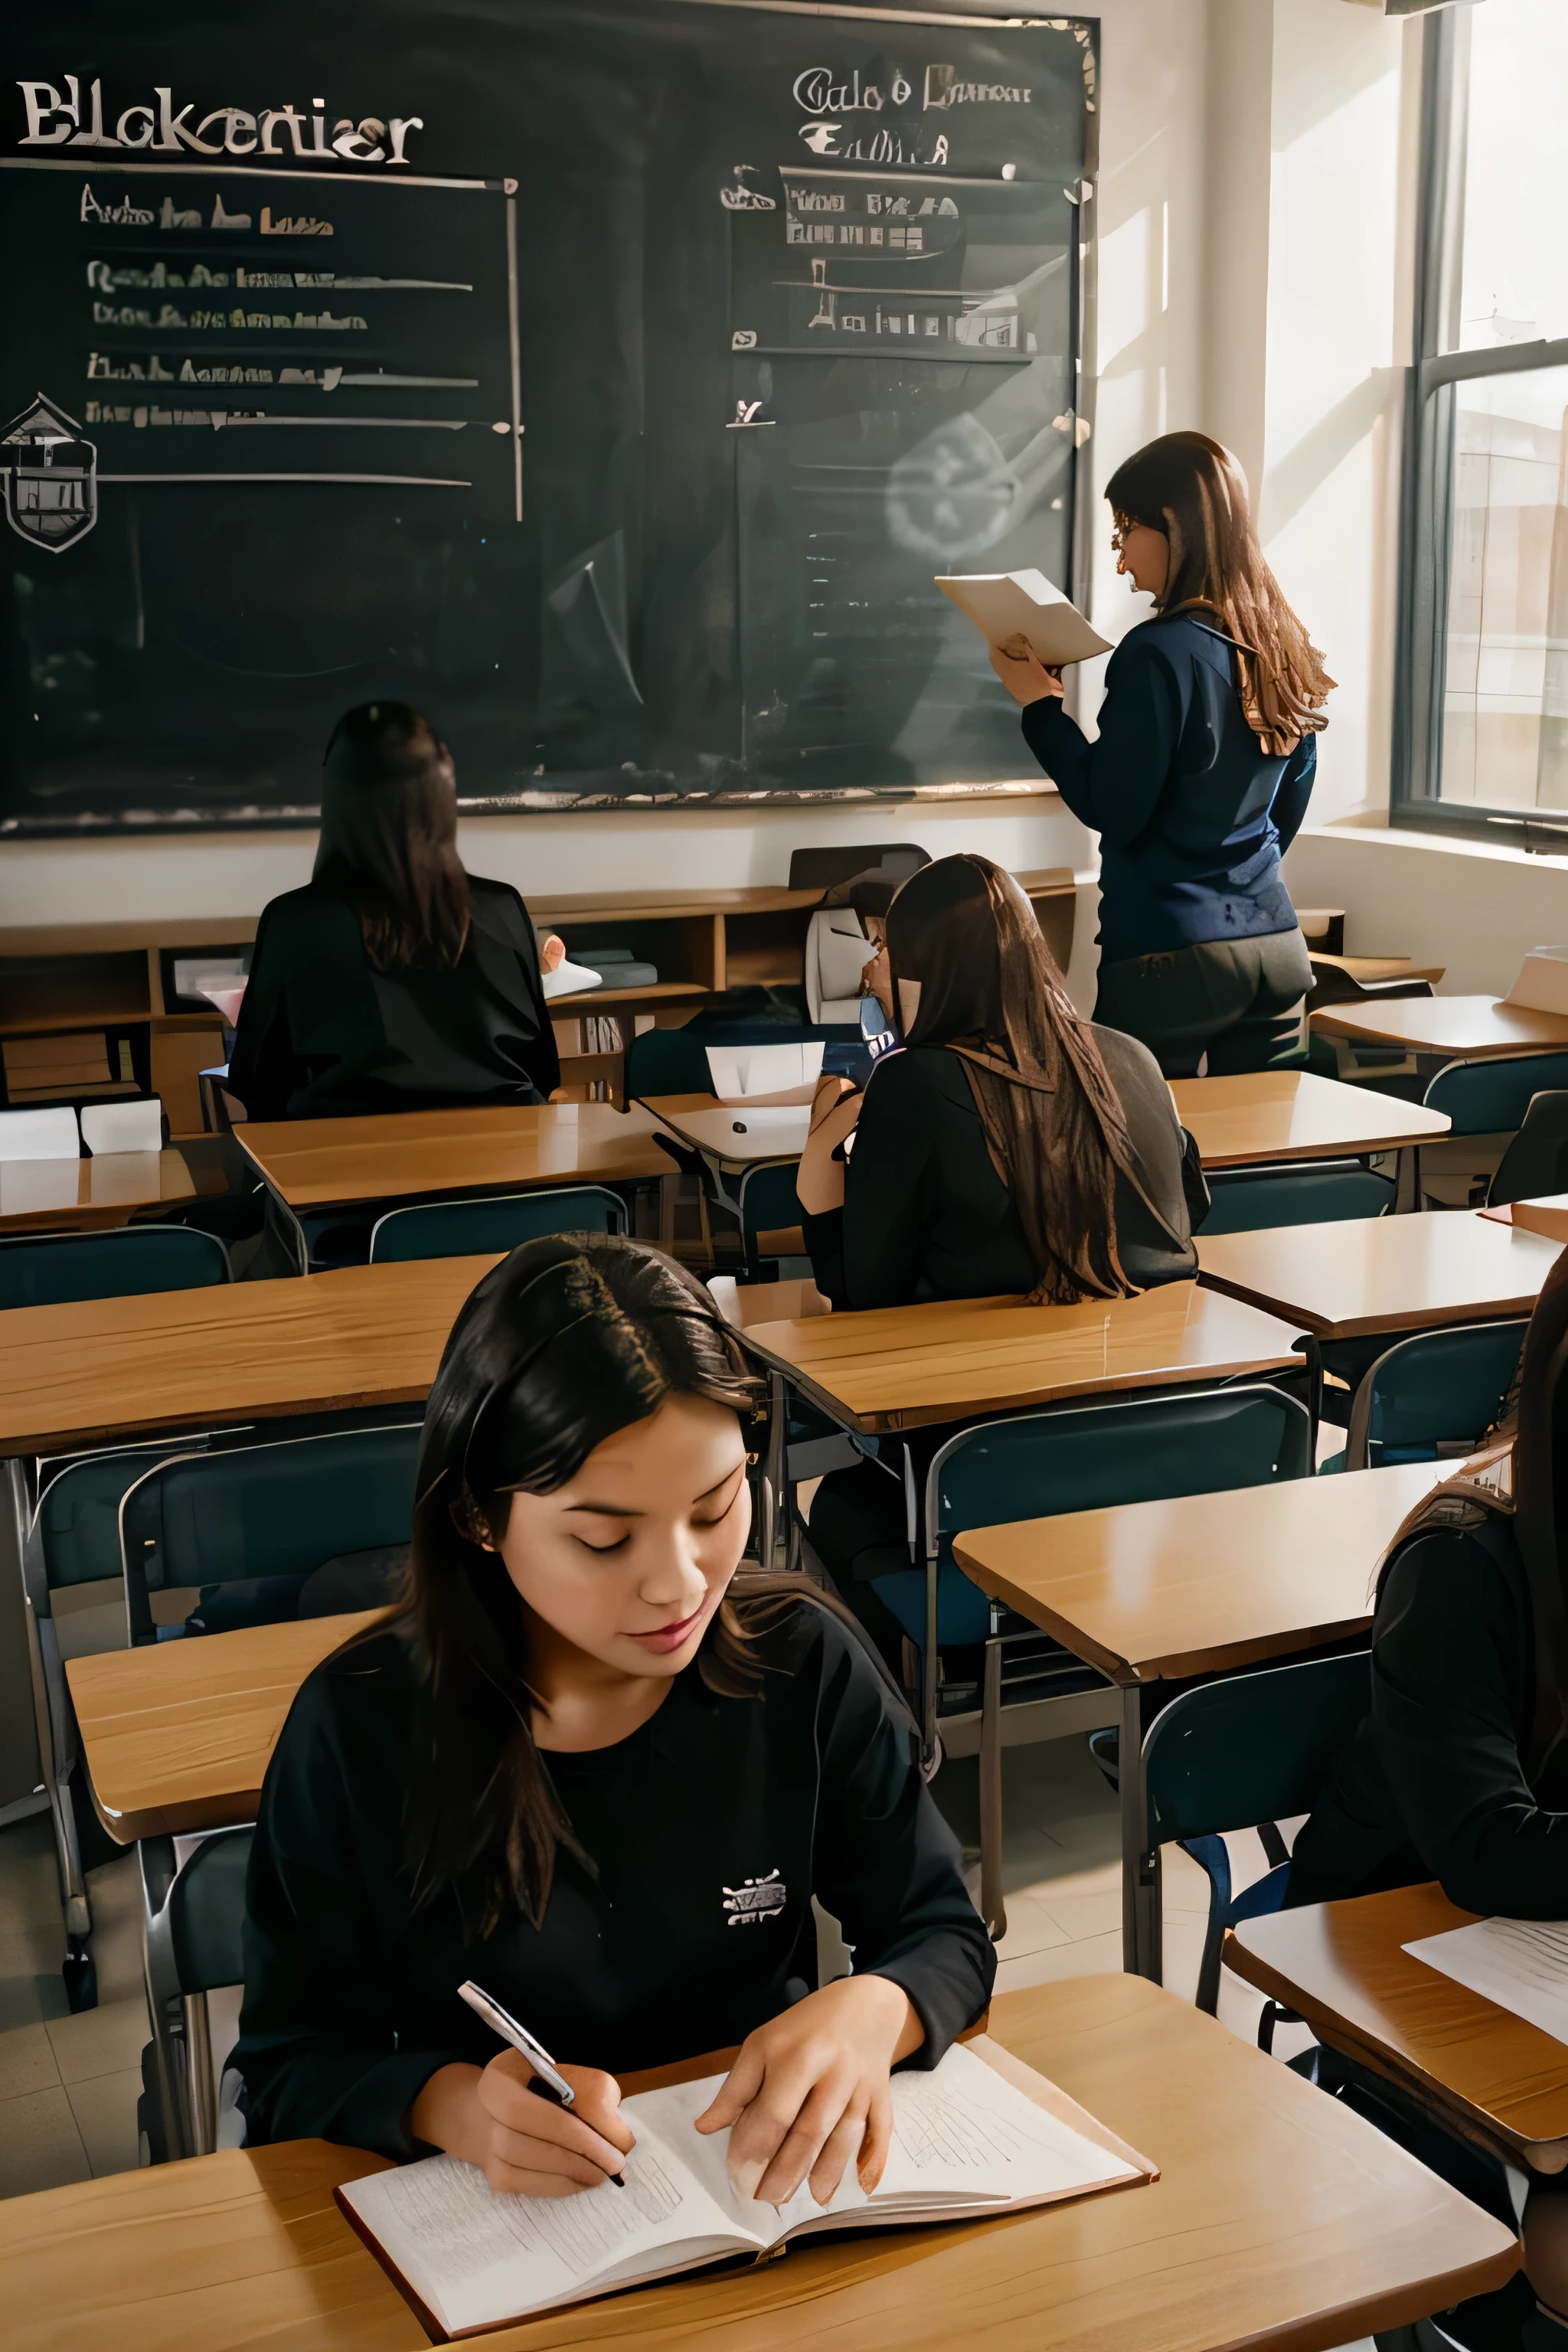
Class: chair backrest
1145,1651,1371,1844
625,1026,715,1096
27,1447,191,1618
368,1185,626,1264
1199,1165,1395,1236
168,1826,254,1994
0,1105,80,1159
120,1423,423,1642
1346,1316,1527,1471
1488,1090,1568,1207
1423,1052,1568,1138
738,1161,804,1247
788,844,928,890
931,1383,1312,1547
0,1225,230,1310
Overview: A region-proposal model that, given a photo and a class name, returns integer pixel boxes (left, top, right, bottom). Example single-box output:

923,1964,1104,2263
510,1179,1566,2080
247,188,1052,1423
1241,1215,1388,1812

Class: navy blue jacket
1020,616,1315,965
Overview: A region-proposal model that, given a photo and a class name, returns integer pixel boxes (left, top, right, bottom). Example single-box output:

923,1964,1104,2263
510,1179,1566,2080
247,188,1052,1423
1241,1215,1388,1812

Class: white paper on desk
705,1040,824,1106
542,959,604,1001
1504,949,1568,1016
1403,1916,1568,2046
935,568,1111,666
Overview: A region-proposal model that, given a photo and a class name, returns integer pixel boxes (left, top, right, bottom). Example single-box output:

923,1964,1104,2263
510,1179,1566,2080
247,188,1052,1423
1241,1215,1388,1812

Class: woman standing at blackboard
991,432,1334,1078
229,704,565,1120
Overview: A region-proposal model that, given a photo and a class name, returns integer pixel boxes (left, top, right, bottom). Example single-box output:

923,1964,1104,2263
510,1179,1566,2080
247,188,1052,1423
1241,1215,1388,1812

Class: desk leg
760,1372,786,1570
978,1635,1007,1942
0,1459,44,1823
1300,1336,1322,1461
1120,1683,1162,1981
1395,1143,1423,1214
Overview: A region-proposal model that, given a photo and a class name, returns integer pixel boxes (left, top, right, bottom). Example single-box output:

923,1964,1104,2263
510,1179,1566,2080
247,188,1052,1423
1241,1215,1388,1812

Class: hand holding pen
418,1981,633,2198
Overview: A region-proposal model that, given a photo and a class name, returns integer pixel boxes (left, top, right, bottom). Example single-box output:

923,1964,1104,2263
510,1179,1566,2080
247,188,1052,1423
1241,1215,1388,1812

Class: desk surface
67,1609,388,1844
0,1150,195,1234
953,1461,1440,1686
647,1099,811,1165
0,1254,498,1457
1196,1210,1562,1341
236,1103,671,1211
741,1281,1302,1436
1312,995,1568,1058
1168,1071,1449,1167
4,1975,1517,2352
1227,1883,1568,2174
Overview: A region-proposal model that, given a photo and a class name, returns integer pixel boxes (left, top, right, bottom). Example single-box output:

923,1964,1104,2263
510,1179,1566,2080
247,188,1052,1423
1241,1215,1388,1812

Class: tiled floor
0,1730,1297,2202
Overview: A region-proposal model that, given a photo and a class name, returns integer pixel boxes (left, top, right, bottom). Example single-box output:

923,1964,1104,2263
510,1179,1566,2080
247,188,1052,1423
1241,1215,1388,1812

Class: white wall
1284,820,1568,995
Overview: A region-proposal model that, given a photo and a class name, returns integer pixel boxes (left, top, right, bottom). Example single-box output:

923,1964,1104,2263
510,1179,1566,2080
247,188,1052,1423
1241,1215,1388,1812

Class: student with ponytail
237,1236,991,2208
992,432,1334,1078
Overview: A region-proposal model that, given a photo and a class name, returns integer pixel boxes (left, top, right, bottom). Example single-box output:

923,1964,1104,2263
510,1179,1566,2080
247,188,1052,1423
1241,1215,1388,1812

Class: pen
458,1980,626,2187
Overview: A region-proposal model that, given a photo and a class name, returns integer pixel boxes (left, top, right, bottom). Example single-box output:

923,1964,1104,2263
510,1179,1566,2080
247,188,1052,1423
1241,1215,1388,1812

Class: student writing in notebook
228,701,564,1120
236,1236,993,2206
989,433,1334,1078
1290,1252,1568,2337
794,853,1203,1650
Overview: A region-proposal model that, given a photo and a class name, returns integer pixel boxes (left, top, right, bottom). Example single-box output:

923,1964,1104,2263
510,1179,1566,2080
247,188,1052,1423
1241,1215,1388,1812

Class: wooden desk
66,1609,389,1844
237,1102,672,1214
1169,1071,1449,1168
0,1254,498,1458
1197,1210,1562,1342
1227,1883,1568,2176
953,1463,1439,1978
0,1149,196,1234
1312,996,1568,1060
4,1976,1517,2352
741,1282,1303,1437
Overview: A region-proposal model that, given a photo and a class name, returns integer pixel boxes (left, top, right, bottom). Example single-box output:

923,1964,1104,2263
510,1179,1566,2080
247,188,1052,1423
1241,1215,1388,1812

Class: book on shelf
336,2036,1155,2338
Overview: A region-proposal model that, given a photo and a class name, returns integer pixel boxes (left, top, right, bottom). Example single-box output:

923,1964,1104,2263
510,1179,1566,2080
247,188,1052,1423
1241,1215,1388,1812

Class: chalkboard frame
0,0,1101,834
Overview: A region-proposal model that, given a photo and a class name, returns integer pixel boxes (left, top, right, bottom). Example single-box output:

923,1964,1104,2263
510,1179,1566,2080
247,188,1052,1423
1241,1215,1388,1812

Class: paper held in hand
336,2036,1156,2338
936,568,1112,667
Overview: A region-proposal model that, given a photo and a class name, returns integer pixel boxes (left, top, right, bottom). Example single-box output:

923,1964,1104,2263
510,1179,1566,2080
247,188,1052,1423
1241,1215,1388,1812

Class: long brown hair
315,701,472,972
1105,431,1334,756
399,1234,773,1931
884,854,1141,1305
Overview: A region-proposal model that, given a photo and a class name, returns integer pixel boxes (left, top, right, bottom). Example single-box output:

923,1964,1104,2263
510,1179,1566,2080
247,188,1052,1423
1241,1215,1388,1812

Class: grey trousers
1094,927,1313,1080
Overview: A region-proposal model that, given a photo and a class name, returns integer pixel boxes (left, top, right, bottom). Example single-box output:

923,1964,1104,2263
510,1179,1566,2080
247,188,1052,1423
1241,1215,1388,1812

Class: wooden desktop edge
1192,1272,1545,1345
1221,1924,1568,2177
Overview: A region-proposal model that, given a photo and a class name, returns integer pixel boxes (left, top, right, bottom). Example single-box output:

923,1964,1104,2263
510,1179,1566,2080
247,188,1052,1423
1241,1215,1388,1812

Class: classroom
2,0,1568,2345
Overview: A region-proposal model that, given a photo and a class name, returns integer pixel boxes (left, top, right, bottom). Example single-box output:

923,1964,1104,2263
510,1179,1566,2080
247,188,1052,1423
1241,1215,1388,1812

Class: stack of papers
705,1041,825,1106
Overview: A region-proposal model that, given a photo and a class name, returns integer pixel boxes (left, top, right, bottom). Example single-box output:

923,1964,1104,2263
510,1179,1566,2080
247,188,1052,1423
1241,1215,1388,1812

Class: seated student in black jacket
237,1236,993,2208
795,854,1201,1638
228,701,563,1120
1291,1250,1568,2331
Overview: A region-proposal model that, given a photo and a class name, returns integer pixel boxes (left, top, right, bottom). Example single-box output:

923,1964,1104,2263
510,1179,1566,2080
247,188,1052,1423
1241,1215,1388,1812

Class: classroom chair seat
368,1183,626,1263
141,1826,253,2162
1487,1089,1568,1207
0,1223,230,1308
1341,1316,1526,1472
1197,1161,1395,1235
1143,1651,1371,2014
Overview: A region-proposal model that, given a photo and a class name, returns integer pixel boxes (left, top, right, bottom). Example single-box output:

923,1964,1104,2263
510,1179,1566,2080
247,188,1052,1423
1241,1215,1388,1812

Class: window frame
1391,4,1568,851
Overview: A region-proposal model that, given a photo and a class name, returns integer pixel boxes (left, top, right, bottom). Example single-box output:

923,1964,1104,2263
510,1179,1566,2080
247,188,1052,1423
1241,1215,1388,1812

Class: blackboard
0,4,1096,832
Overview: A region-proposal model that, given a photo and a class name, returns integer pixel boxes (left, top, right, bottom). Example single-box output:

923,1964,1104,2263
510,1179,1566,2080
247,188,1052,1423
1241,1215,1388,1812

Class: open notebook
337,2037,1155,2338
936,568,1111,667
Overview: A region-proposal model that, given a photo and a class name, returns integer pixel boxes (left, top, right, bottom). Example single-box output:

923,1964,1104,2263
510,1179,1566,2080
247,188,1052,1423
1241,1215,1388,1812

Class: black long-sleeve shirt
1289,1518,1568,1914
802,1031,1197,1312
229,874,559,1120
237,1606,995,2158
1020,616,1315,965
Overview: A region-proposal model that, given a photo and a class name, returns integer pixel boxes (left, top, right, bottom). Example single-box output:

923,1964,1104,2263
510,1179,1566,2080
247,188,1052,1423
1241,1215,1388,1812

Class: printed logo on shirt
722,1869,786,1926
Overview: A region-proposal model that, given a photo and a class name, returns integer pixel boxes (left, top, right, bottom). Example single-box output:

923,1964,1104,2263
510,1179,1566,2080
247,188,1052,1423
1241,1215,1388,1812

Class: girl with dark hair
795,854,1200,1645
237,1235,992,2207
991,431,1334,1078
228,701,564,1119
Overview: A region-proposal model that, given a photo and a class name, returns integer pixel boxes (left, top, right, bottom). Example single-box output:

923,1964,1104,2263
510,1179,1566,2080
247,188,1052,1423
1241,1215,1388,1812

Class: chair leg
1119,1684,1162,1981
1194,1913,1226,2016
183,1993,217,2157
978,1638,1007,1944
1257,1998,1302,2055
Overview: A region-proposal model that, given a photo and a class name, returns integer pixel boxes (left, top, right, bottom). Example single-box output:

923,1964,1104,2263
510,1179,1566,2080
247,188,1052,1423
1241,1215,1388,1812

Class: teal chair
1423,1052,1568,1138
737,1161,806,1280
625,1026,716,1096
1199,1161,1395,1234
0,1225,230,1308
120,1423,423,1645
140,1825,253,2161
368,1184,626,1263
1144,1651,1371,2011
881,1384,1312,1936
22,1444,204,2010
1343,1317,1526,1471
1488,1089,1568,1206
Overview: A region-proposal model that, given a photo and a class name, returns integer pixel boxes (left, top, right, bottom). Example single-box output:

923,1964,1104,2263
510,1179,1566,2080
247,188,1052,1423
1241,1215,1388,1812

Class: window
1394,0,1568,843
